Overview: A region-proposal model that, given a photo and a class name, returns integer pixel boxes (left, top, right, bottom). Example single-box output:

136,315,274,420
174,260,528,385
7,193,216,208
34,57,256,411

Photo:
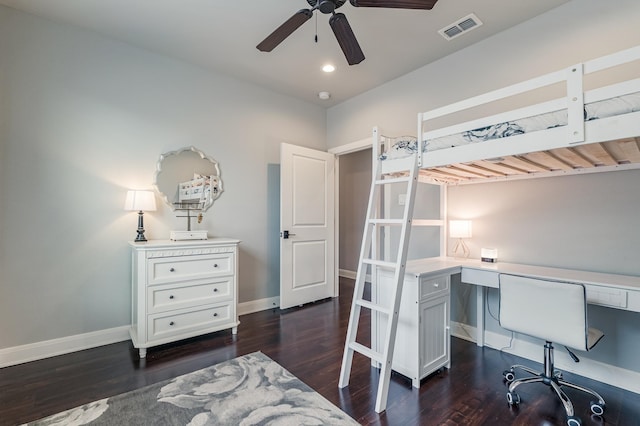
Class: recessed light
318,91,331,100
322,64,335,73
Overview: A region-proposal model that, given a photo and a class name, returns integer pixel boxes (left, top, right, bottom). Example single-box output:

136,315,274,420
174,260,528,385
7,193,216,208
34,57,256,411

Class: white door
280,143,336,309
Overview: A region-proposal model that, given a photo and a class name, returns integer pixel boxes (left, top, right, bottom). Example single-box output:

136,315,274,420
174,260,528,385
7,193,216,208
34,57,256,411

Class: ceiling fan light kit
257,0,439,65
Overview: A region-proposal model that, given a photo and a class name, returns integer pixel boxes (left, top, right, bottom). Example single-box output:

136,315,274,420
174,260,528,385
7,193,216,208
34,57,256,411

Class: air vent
439,13,483,41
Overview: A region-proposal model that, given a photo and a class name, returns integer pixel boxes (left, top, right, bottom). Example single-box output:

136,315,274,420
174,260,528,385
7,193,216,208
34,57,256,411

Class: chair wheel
590,401,605,416
567,415,582,426
503,369,515,382
506,391,520,406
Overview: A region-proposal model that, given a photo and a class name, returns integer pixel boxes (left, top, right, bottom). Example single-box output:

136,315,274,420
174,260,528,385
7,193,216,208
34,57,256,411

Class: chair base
503,342,606,426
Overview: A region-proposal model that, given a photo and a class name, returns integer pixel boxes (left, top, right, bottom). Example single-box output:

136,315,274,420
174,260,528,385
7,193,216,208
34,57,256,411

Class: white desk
372,257,640,388
401,257,640,347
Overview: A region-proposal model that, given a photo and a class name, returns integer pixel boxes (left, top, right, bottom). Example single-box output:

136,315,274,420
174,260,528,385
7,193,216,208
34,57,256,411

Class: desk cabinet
373,270,451,388
129,239,240,358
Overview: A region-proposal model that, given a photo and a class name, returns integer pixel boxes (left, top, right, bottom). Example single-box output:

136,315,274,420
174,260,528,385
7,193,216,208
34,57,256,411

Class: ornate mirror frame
153,146,223,212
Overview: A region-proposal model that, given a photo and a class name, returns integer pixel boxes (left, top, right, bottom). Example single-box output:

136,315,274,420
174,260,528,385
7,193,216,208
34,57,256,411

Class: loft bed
376,45,640,184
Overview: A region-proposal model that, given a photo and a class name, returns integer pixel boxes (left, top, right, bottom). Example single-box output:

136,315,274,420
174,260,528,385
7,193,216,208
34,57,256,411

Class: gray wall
448,170,640,371
0,7,326,349
326,0,640,373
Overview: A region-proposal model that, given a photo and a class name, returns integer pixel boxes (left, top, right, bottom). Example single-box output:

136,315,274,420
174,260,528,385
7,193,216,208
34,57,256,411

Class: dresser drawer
148,253,233,285
147,278,232,314
419,275,449,300
147,303,232,342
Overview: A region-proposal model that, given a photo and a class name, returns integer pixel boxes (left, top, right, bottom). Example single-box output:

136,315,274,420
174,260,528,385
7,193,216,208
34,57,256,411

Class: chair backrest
499,274,589,351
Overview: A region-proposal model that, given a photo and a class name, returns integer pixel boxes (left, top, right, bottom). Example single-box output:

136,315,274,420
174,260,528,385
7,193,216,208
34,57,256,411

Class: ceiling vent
439,13,483,41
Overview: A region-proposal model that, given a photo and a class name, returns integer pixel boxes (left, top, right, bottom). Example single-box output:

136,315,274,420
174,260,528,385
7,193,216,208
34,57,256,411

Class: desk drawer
147,303,232,341
149,253,233,284
147,278,232,314
461,268,499,288
420,276,449,300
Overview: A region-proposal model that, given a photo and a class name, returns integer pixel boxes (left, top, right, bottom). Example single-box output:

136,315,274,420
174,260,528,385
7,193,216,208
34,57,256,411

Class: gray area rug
25,351,359,425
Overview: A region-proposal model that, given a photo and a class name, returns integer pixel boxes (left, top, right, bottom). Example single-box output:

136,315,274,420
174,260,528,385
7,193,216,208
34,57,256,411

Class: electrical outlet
398,193,406,205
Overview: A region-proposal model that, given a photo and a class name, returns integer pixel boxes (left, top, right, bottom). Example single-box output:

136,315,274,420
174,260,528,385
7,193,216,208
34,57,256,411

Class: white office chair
498,274,606,426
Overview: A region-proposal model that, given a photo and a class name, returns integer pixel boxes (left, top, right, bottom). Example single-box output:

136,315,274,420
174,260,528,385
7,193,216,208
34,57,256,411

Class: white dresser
373,265,451,388
129,238,240,358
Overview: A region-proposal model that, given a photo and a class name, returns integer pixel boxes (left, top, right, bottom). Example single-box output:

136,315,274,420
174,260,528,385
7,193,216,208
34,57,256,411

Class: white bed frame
378,45,640,180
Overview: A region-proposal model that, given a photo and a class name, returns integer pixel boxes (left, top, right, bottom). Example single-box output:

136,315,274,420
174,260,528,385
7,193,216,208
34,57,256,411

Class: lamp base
134,211,147,242
134,233,147,242
452,238,470,258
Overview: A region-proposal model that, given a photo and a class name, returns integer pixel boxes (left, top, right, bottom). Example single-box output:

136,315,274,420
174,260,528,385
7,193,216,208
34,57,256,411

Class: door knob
282,230,296,239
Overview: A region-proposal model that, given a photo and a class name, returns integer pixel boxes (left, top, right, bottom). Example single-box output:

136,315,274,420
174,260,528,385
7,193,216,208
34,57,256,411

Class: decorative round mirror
154,146,223,212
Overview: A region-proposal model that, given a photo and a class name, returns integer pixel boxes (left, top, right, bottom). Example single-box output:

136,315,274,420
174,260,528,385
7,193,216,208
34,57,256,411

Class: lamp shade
124,190,157,212
450,220,472,238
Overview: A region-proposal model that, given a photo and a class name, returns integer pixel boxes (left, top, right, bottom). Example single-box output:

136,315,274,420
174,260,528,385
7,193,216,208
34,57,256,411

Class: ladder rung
356,299,390,315
375,176,410,185
369,219,403,226
362,259,396,269
349,342,383,363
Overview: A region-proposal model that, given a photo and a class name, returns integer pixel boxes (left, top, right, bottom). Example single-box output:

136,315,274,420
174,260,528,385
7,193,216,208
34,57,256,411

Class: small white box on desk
170,230,208,241
481,248,498,263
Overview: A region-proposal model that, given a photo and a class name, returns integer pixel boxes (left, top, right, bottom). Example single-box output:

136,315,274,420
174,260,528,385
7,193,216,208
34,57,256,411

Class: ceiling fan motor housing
307,0,347,14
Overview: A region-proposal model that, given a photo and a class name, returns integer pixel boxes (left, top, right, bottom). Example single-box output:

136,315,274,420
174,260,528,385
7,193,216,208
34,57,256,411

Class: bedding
380,91,640,160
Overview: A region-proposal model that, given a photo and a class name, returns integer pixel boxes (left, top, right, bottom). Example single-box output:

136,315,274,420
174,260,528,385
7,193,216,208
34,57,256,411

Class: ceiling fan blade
329,13,365,66
257,9,313,52
349,0,438,10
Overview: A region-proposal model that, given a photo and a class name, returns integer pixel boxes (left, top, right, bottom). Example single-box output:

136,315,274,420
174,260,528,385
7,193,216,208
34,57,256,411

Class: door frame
329,136,373,293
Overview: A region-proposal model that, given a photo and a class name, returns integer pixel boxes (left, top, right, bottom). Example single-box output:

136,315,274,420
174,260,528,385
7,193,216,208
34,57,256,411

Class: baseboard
0,296,303,368
339,269,372,282
339,269,356,279
450,321,477,343
450,321,640,395
237,296,280,316
0,326,130,368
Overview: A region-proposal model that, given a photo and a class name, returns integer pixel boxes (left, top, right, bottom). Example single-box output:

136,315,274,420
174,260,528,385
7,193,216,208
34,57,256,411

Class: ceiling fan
257,0,439,66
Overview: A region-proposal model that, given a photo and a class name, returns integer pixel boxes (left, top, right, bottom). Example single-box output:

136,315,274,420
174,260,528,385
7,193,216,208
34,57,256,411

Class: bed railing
417,45,640,168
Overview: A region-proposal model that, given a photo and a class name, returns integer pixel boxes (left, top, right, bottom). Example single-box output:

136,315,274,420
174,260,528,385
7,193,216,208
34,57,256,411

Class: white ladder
338,153,419,413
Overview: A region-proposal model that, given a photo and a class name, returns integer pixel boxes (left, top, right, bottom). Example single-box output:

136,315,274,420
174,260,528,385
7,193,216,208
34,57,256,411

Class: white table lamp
450,220,472,258
124,190,157,242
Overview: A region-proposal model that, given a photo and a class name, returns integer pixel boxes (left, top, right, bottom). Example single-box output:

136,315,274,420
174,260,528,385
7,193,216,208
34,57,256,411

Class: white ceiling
0,0,570,107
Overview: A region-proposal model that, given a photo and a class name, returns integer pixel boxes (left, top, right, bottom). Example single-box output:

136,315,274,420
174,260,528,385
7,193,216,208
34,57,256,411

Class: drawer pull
213,288,218,293
169,267,175,272
169,295,174,299
169,321,175,326
213,264,219,268
433,283,439,288
213,313,218,317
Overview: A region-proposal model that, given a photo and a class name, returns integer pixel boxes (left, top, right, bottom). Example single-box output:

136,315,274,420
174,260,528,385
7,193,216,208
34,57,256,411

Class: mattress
380,91,640,161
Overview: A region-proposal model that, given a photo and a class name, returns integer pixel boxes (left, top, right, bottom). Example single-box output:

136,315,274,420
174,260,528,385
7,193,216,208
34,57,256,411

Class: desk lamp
124,190,157,242
450,220,472,258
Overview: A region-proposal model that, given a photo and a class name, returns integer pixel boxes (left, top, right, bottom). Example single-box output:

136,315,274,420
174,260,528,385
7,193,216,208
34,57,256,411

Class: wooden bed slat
422,169,467,182
449,163,503,177
522,151,574,171
574,143,618,166
434,166,484,179
548,147,594,168
474,160,527,175
499,156,548,173
603,138,640,164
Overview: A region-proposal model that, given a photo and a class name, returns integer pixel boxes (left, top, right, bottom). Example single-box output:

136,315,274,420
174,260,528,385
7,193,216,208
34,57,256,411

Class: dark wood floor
2,277,640,425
